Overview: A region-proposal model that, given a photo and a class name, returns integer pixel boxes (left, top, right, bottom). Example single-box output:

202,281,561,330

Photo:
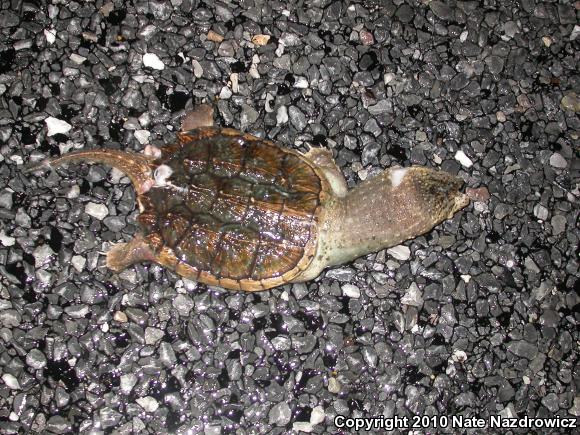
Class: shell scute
140,127,324,289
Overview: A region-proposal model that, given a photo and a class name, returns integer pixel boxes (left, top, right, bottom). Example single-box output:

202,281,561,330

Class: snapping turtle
27,105,469,291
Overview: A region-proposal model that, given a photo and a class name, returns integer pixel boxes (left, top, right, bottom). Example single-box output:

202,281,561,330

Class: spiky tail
24,149,155,194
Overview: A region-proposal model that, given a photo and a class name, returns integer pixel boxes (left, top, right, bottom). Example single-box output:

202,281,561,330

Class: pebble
293,422,314,433
120,373,138,396
387,245,411,261
218,40,237,57
454,150,473,168
310,406,325,425
359,29,374,45
252,34,270,46
288,106,307,131
85,202,109,220
143,53,165,70
207,30,224,43
144,327,164,345
2,373,20,390
342,284,360,298
533,204,549,221
268,402,291,426
192,59,203,78
549,153,567,168
44,28,56,44
136,397,159,413
0,230,15,246
560,92,580,112
26,349,47,369
0,190,13,209
276,105,288,125
240,104,258,129
45,117,72,136
466,187,490,202
551,215,566,235
401,282,423,307
33,244,55,268
430,1,454,20
368,100,392,115
173,294,194,316
134,130,150,144
328,378,341,393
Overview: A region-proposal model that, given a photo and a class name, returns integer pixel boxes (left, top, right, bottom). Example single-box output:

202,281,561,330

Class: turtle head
410,167,470,223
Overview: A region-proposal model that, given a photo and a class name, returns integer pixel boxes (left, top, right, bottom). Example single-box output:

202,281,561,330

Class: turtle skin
136,127,327,291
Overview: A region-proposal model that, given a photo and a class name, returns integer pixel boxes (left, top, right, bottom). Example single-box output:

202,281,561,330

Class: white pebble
293,422,314,433
342,284,360,298
459,30,468,42
387,245,411,261
45,116,72,136
452,349,468,362
549,152,567,168
192,59,203,78
230,73,239,93
71,255,86,272
136,396,159,413
67,185,80,199
2,373,20,390
134,130,151,145
276,105,288,125
542,36,552,47
44,28,56,44
294,76,309,88
383,72,396,85
120,373,137,394
454,150,473,168
310,406,325,425
533,203,549,221
143,52,165,70
0,230,15,247
219,86,232,99
145,327,164,345
33,244,55,267
401,282,423,307
85,202,109,220
328,377,341,393
70,53,86,64
114,311,128,323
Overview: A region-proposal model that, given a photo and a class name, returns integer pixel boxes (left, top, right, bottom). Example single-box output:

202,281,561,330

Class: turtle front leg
105,234,156,272
303,147,348,197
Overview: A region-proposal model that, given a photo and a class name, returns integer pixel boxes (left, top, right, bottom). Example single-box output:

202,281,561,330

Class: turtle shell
136,127,327,291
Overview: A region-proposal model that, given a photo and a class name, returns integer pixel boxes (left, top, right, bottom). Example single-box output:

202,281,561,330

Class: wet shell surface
137,127,328,290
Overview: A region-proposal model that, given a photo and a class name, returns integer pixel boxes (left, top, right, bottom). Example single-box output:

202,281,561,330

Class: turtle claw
105,235,155,272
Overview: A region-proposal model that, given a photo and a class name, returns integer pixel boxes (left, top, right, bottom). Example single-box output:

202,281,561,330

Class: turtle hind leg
180,104,215,131
105,234,156,272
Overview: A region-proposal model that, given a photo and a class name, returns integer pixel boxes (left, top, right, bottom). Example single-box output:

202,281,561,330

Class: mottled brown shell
137,127,327,291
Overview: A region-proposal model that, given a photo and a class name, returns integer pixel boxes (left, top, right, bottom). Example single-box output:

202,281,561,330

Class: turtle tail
25,149,156,194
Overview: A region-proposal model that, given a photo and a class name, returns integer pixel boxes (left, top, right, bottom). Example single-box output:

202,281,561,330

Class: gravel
1,1,578,434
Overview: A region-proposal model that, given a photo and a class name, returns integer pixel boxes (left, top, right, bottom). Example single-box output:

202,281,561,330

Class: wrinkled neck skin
316,167,469,269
